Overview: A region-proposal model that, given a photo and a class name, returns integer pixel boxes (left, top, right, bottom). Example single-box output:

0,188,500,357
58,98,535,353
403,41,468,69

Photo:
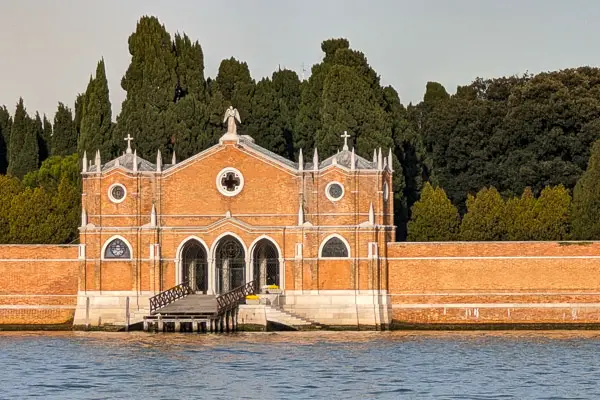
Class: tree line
2,15,600,243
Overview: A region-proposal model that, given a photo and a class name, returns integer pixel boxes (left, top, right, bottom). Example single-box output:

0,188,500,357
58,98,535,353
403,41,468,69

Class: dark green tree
0,175,22,243
407,182,460,241
460,187,507,241
571,139,600,239
34,112,50,165
42,114,52,162
73,93,85,140
52,102,76,156
78,59,113,158
116,16,178,159
9,187,53,244
0,105,12,173
8,98,38,179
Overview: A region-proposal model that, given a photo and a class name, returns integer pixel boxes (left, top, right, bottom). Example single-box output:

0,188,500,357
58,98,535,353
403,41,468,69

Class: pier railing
216,280,256,314
150,280,194,314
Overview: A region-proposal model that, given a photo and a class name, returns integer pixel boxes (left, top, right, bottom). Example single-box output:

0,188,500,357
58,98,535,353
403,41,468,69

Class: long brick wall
0,245,79,327
387,241,600,327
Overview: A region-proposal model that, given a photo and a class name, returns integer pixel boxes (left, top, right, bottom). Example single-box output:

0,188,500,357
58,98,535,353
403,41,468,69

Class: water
1,330,599,399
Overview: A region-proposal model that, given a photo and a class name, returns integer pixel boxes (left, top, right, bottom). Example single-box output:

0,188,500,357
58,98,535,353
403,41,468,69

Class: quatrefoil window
216,167,244,197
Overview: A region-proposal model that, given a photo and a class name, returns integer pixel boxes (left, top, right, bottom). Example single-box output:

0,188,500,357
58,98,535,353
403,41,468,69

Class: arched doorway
181,240,208,293
215,236,246,294
252,239,280,292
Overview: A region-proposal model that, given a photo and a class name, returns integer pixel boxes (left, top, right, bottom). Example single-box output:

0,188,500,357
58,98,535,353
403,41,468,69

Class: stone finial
377,148,383,170
313,148,319,171
351,147,356,171
82,151,87,173
94,150,101,174
124,134,134,154
223,106,241,135
388,148,393,172
332,154,337,166
156,150,162,173
373,149,377,164
115,157,120,167
133,150,138,172
369,202,375,225
298,149,304,171
298,203,304,225
171,152,176,165
150,204,157,227
341,131,350,151
81,208,87,227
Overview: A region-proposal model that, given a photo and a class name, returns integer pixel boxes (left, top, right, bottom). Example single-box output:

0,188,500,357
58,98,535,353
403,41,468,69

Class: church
3,106,600,330
74,106,394,327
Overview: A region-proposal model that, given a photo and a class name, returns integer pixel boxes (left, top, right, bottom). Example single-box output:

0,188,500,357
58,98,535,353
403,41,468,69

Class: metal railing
216,280,256,314
150,280,194,314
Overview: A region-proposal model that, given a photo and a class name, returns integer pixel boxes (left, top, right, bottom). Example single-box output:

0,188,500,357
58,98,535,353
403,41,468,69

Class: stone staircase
265,305,323,330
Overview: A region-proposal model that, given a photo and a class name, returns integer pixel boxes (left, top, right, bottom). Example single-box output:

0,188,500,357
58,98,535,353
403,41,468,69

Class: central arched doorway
215,235,246,294
252,239,280,292
181,240,208,293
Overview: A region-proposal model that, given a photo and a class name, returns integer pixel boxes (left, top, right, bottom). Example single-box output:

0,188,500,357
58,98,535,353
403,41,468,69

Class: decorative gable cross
341,131,350,151
124,134,134,154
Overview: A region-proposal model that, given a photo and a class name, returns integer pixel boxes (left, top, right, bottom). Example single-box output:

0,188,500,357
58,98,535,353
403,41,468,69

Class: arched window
320,236,349,258
103,238,131,259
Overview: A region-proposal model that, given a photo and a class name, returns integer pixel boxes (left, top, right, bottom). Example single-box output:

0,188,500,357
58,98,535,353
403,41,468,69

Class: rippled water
1,330,599,399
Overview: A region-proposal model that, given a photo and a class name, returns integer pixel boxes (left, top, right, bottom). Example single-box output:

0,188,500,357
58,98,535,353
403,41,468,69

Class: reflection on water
1,330,599,399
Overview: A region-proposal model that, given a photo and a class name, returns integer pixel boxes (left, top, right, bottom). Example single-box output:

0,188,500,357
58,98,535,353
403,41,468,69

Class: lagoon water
1,330,599,399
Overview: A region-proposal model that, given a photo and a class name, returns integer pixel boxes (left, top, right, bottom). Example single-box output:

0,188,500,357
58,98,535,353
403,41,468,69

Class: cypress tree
572,139,600,239
78,59,113,158
9,187,53,244
171,33,208,160
272,69,301,159
460,187,507,241
42,114,52,161
73,93,85,140
117,16,178,159
534,185,571,240
8,98,38,179
0,105,11,174
34,112,50,165
0,176,22,243
52,102,76,156
407,182,460,241
505,187,537,240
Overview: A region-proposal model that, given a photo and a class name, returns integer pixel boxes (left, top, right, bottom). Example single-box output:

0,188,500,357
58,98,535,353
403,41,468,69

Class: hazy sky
1,0,600,118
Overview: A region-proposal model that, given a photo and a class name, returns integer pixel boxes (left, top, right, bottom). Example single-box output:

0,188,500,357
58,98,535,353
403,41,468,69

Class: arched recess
214,235,246,294
251,238,281,292
319,234,351,258
101,235,133,260
179,238,209,293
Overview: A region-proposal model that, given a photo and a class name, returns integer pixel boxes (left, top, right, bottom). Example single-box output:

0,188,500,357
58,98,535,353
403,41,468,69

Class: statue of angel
223,106,241,135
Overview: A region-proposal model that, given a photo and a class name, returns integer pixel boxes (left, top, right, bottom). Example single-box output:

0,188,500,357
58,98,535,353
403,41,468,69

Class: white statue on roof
223,106,241,135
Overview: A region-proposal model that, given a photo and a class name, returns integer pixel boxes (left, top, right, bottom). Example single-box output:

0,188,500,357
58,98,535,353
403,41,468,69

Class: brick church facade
74,108,394,326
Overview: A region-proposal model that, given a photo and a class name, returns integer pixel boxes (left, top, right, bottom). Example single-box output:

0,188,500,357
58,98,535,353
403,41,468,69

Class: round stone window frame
325,181,345,202
216,167,245,197
108,183,127,204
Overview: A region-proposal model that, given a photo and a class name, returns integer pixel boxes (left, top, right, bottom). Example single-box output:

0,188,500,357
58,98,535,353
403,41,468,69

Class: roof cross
341,131,350,151
124,134,134,154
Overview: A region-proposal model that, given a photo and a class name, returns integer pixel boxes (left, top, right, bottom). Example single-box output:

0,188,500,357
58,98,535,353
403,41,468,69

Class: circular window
216,167,244,197
108,183,127,204
383,182,389,201
326,181,345,202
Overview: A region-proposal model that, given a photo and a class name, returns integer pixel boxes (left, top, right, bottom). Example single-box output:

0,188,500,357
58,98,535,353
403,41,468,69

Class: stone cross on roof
124,134,134,154
341,131,350,151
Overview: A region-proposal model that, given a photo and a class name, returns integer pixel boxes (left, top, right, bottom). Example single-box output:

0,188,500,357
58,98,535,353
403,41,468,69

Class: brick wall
0,245,79,327
387,241,600,326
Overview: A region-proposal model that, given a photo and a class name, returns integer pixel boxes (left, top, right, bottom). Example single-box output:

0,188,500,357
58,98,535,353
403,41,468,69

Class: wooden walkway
143,281,255,333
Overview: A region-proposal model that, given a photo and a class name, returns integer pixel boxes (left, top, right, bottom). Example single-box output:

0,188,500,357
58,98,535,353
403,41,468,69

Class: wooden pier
143,281,254,333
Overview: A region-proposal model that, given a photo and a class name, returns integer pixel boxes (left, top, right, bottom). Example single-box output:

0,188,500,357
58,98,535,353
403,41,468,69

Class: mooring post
143,318,149,332
158,315,164,333
125,296,130,332
192,318,198,333
175,319,181,333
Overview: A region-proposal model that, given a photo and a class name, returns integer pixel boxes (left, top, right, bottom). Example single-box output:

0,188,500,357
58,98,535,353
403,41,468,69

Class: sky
1,0,600,118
